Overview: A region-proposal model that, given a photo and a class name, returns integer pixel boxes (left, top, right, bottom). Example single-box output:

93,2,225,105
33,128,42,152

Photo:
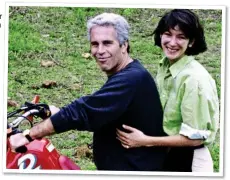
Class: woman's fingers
121,143,131,149
122,124,138,132
116,136,128,145
116,131,129,143
116,126,143,149
116,129,129,138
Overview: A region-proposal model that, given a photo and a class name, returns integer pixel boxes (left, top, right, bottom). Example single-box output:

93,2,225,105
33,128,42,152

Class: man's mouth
97,57,110,62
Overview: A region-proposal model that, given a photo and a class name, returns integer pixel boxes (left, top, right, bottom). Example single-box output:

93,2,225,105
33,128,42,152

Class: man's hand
9,133,29,151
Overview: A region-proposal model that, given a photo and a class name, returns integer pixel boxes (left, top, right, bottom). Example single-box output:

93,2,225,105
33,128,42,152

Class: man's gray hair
87,13,130,46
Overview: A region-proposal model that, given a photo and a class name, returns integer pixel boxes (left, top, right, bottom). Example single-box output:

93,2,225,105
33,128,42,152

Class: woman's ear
188,39,195,48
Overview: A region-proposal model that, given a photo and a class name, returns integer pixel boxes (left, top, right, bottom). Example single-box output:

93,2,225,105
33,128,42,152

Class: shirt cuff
179,123,211,140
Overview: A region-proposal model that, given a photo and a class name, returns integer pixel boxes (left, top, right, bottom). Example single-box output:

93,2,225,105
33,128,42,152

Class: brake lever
19,102,51,119
7,105,34,119
23,102,49,111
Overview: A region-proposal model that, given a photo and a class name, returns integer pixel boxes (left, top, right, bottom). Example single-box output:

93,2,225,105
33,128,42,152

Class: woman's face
161,25,191,64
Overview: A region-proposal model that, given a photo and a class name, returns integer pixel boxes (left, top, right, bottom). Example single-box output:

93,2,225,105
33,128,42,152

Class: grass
7,6,222,172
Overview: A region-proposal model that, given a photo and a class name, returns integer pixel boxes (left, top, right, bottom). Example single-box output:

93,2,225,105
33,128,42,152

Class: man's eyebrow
91,41,98,45
90,40,114,45
103,40,113,43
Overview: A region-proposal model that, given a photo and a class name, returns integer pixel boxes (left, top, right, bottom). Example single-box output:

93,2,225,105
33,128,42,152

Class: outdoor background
7,6,222,171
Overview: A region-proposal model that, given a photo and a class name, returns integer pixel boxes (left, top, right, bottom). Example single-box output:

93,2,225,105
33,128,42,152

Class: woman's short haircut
87,13,130,53
154,9,207,55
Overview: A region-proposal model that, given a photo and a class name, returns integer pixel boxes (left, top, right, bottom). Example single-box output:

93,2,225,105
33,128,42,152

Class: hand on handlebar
9,133,29,152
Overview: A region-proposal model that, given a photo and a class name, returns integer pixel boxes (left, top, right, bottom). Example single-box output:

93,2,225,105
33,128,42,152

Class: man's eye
103,41,113,45
91,43,98,47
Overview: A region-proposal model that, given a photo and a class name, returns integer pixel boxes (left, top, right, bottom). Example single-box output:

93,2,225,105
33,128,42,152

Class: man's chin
100,67,113,75
100,67,109,72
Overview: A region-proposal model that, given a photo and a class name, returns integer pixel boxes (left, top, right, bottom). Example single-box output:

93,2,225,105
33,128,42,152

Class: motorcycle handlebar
7,97,51,153
8,103,51,130
8,109,40,128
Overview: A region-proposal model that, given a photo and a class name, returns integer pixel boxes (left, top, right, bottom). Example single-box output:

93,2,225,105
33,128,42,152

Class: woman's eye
163,32,171,36
178,36,186,39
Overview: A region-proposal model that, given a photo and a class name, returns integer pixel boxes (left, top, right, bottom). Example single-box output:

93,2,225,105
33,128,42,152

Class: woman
116,9,219,172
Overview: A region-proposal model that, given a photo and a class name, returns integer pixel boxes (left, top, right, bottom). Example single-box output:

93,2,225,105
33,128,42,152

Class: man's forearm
29,118,55,139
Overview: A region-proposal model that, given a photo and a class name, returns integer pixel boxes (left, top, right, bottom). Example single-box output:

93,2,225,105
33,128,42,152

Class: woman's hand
116,125,149,149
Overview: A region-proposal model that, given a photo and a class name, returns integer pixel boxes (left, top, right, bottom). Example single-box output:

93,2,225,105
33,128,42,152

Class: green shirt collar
159,56,193,78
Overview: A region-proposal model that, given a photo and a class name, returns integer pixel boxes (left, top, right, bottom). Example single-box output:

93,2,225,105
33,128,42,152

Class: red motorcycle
7,96,81,170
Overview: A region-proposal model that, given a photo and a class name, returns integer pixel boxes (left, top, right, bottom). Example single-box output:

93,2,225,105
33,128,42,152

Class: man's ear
121,41,128,53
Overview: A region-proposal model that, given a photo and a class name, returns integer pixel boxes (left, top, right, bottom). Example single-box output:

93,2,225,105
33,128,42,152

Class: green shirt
156,55,219,145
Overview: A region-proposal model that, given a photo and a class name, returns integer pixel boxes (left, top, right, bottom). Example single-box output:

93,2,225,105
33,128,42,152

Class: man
10,13,167,171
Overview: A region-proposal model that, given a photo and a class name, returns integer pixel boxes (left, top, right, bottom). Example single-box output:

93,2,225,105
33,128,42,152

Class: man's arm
50,73,137,133
29,118,55,139
9,118,55,151
30,105,60,138
9,106,60,151
10,73,136,149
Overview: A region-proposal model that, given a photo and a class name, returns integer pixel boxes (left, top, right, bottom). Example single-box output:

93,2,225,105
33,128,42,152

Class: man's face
90,25,125,75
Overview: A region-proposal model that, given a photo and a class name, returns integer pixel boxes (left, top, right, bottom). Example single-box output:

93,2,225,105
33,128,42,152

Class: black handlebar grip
38,108,51,119
15,145,28,153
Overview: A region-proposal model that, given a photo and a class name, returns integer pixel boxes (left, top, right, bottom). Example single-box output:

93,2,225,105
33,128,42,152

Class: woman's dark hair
154,9,207,55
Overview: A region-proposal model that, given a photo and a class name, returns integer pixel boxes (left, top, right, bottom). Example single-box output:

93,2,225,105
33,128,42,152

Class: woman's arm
116,125,203,149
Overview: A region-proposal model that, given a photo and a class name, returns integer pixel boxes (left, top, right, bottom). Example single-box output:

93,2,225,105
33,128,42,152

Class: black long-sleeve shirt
50,59,167,171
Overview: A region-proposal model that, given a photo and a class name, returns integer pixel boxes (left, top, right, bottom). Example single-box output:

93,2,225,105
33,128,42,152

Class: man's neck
107,55,133,76
119,55,133,71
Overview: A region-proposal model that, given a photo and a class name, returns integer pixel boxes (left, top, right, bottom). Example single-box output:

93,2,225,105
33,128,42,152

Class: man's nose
97,44,105,54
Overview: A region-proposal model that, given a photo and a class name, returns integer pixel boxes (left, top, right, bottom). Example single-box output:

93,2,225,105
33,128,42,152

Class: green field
7,6,222,171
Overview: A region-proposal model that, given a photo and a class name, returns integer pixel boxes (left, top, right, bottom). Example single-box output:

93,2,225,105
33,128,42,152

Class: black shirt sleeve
50,72,137,133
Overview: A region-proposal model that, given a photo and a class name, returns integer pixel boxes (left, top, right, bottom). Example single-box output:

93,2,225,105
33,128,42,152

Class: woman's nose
168,36,177,46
